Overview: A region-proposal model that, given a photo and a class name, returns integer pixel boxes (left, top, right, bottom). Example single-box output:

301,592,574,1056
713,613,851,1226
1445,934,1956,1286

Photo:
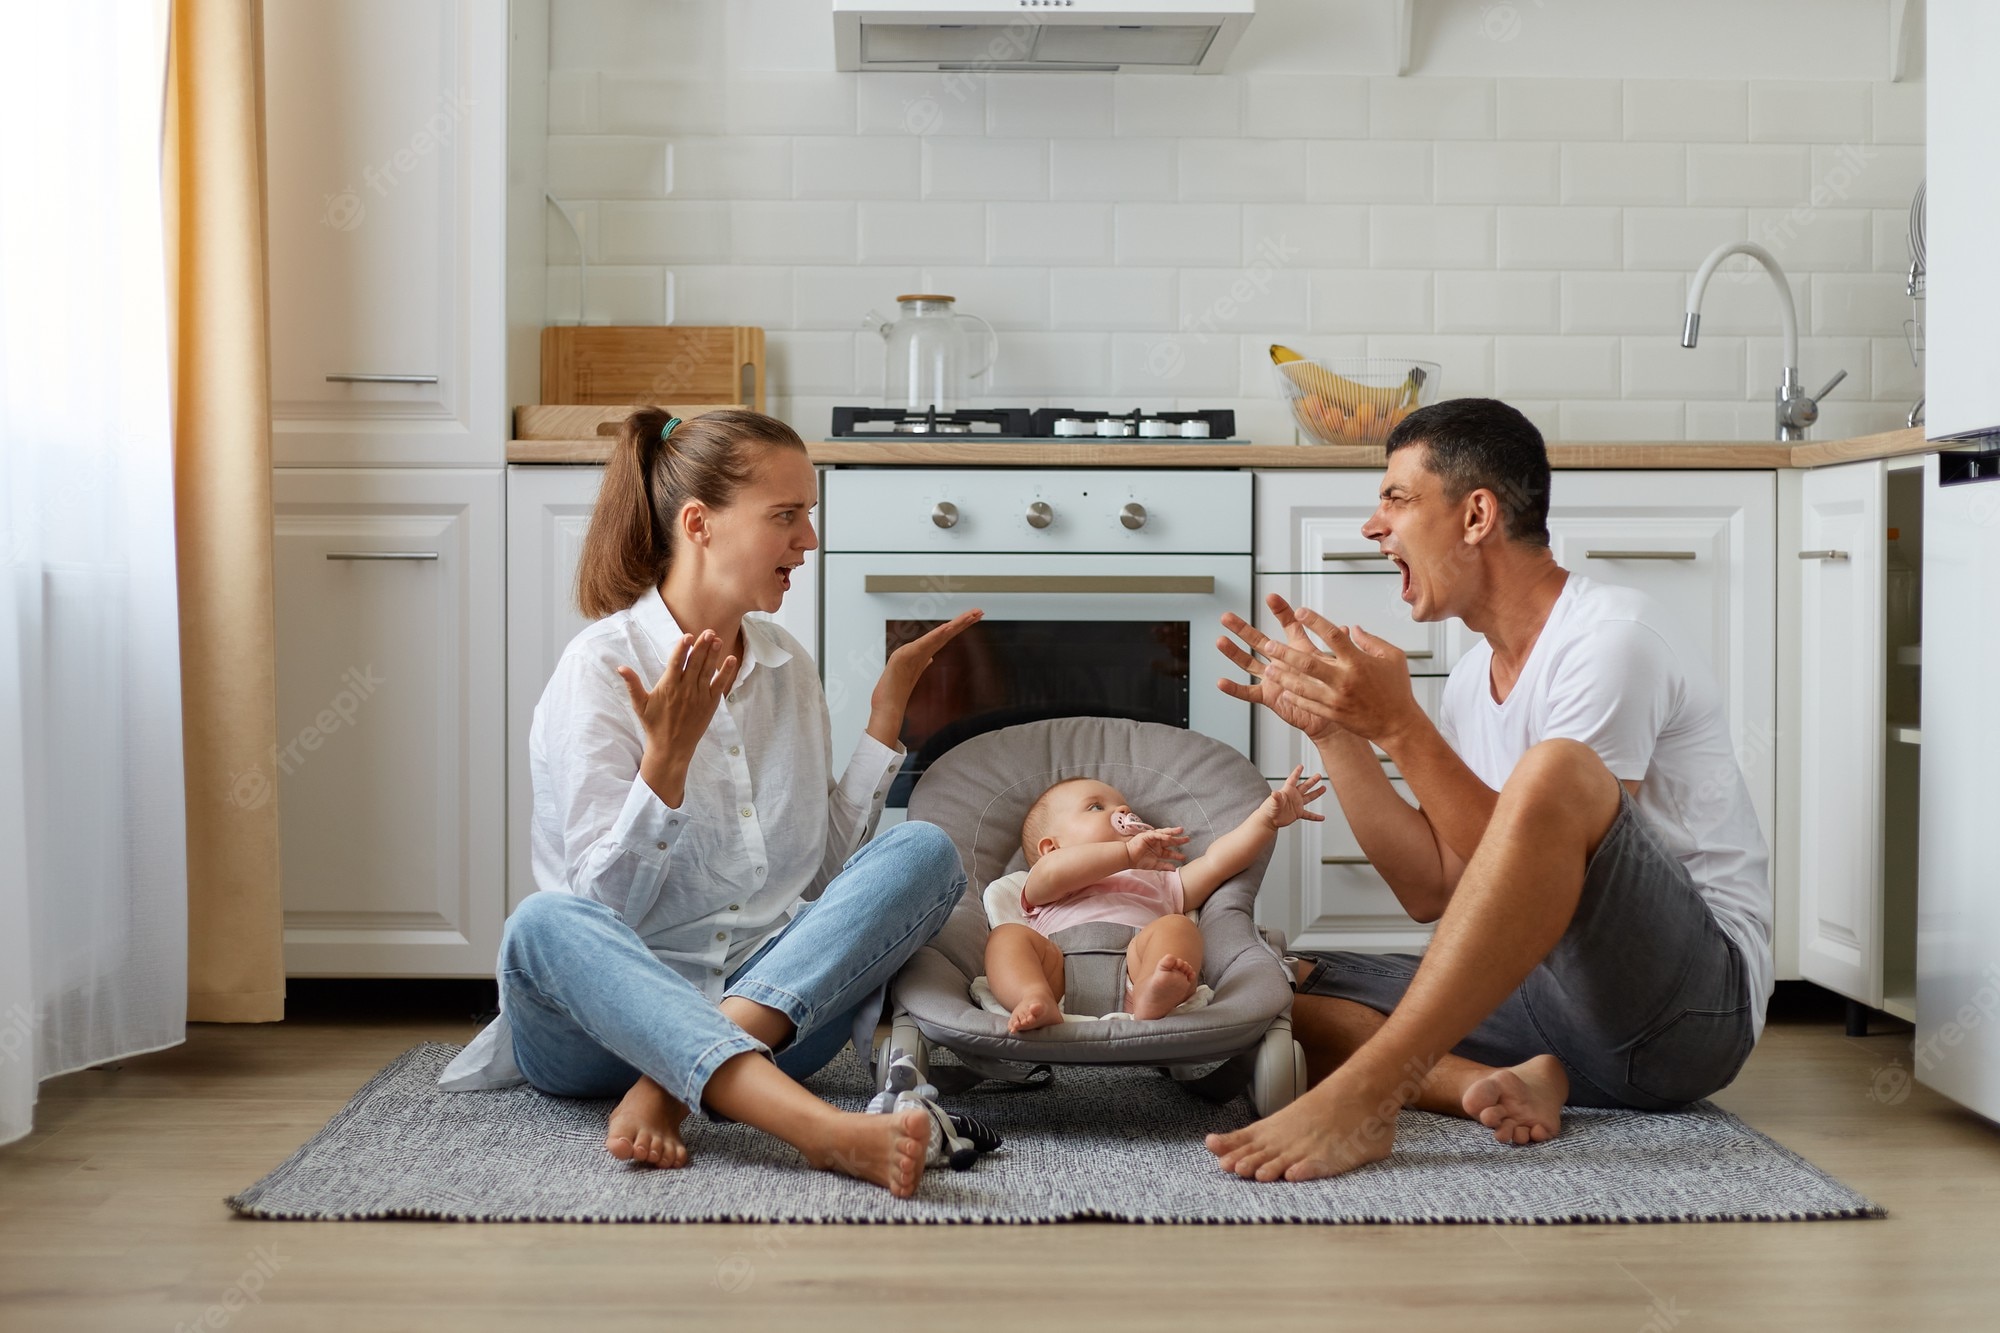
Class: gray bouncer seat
873,717,1307,1115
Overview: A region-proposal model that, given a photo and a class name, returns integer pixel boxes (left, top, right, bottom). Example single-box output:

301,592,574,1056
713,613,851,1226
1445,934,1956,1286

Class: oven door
823,552,1253,812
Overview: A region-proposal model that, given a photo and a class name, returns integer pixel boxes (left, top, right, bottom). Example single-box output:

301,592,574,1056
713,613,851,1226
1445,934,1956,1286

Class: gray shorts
1293,791,1758,1110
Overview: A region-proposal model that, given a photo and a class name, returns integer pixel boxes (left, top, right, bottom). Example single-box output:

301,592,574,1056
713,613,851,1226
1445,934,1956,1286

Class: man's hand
1124,826,1189,871
1218,595,1348,743
1226,594,1427,750
1263,765,1329,831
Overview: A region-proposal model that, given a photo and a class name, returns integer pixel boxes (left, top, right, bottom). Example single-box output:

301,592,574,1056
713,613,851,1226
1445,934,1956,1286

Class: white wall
541,0,1926,443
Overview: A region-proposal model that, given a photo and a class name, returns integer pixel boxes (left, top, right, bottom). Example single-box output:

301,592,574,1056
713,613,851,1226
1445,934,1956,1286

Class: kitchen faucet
1681,241,1846,442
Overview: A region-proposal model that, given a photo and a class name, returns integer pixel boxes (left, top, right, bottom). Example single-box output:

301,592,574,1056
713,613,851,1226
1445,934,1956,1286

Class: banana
1270,346,1429,445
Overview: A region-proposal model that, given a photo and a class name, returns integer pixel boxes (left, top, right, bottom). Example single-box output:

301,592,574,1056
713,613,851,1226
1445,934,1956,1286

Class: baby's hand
1124,826,1189,871
1264,766,1328,830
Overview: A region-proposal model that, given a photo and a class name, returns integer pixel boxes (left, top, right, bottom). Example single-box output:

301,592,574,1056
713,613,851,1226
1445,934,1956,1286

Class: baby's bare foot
1129,955,1199,1020
807,1109,931,1197
606,1075,690,1167
1008,994,1062,1033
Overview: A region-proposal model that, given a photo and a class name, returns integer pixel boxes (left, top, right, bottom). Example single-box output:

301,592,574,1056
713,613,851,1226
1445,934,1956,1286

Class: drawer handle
863,574,1212,594
326,551,440,561
1321,552,1390,562
325,373,439,384
1585,550,1697,561
1404,650,1433,660
1321,855,1371,866
1797,549,1850,561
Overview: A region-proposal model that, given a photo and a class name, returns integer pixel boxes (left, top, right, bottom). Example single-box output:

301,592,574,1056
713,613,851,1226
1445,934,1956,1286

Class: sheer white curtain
0,1,187,1147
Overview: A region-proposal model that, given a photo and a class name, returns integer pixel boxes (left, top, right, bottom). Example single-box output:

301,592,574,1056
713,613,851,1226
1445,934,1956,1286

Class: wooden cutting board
539,326,765,411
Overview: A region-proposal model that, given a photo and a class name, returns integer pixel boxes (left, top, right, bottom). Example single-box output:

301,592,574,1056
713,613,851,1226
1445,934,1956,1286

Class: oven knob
1025,500,1054,530
931,501,959,529
1120,502,1148,531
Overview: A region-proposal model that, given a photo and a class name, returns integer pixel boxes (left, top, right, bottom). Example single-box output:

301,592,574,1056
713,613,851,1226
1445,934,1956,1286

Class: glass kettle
863,294,998,415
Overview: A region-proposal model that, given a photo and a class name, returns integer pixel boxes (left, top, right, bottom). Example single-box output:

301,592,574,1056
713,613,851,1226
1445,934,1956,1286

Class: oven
821,469,1253,813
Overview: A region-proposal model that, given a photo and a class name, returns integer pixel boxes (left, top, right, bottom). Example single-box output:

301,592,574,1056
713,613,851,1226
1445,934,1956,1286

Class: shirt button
656,841,667,850
728,745,741,756
711,967,722,976
715,931,727,942
740,807,752,818
728,903,740,912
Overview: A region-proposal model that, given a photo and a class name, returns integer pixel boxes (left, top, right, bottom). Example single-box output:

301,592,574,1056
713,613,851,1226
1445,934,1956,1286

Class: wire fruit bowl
1272,351,1440,447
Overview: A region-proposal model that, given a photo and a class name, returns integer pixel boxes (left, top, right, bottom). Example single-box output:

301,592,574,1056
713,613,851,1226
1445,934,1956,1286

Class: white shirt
1438,575,1774,1037
439,590,903,1090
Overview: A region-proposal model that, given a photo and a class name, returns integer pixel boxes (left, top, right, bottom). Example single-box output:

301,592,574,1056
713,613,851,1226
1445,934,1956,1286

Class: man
1207,397,1769,1181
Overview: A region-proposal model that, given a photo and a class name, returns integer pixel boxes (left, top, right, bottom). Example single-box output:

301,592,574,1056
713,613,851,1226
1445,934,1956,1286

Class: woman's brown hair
573,407,808,620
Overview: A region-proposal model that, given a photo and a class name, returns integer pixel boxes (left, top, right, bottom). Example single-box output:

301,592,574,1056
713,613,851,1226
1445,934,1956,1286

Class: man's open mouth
1387,553,1412,601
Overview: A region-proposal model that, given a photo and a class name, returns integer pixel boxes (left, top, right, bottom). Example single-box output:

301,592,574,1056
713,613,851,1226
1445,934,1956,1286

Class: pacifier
1110,811,1153,837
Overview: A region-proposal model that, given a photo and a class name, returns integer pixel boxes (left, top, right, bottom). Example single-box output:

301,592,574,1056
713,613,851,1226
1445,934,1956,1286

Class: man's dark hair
1383,397,1551,547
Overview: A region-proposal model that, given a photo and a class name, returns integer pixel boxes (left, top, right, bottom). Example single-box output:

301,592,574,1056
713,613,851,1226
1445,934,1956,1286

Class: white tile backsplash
988,202,1114,265
1749,81,1871,145
922,138,1047,200
1177,139,1307,201
988,75,1114,138
1114,204,1242,267
1498,80,1621,142
547,7,1923,442
1685,144,1813,207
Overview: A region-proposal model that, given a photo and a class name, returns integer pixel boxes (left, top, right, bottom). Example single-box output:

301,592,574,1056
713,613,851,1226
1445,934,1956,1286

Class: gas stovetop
829,406,1238,441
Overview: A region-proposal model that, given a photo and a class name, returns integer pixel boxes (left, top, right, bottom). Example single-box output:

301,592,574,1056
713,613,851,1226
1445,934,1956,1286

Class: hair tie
659,415,682,442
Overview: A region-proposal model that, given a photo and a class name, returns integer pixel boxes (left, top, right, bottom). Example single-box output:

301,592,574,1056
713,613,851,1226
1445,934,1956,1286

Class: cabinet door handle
326,551,440,561
863,574,1211,594
1585,550,1697,561
325,373,439,384
1797,549,1850,561
1321,552,1390,562
1320,855,1372,865
1403,650,1433,660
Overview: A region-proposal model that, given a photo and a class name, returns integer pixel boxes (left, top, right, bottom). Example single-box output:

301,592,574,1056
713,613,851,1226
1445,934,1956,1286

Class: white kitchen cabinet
1251,469,1776,954
1782,457,1923,1025
506,465,823,912
262,0,507,467
271,468,504,975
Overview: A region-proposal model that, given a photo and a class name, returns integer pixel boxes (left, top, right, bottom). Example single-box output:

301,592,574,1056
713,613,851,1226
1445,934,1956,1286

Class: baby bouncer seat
872,717,1308,1115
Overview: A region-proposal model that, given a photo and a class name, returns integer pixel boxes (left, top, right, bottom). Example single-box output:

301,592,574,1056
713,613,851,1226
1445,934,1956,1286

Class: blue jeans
499,820,965,1111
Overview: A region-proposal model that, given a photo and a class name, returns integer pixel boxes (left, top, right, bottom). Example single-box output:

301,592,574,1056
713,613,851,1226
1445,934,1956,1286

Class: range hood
833,0,1254,74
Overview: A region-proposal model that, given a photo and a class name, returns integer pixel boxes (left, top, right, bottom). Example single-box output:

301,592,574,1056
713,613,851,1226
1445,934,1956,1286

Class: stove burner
828,406,1237,441
831,406,1034,438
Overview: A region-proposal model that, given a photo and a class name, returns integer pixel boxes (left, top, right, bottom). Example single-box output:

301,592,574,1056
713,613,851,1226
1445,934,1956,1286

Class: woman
440,407,980,1198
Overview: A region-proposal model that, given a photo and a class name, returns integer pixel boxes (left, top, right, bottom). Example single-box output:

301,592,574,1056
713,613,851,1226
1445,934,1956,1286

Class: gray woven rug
227,1043,1881,1224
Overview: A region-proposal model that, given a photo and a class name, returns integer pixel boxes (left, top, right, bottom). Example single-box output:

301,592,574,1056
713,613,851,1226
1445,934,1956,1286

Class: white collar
630,586,793,688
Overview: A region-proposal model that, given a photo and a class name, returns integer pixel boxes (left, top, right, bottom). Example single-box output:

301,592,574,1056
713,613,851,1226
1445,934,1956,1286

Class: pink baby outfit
1021,867,1185,938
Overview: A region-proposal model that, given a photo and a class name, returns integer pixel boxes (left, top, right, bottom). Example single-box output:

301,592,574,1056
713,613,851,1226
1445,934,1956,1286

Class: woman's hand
616,629,740,808
1262,765,1329,831
1124,826,1189,871
866,608,983,748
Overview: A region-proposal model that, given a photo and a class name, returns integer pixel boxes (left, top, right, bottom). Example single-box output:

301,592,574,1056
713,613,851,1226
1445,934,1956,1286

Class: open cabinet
1788,457,1922,1029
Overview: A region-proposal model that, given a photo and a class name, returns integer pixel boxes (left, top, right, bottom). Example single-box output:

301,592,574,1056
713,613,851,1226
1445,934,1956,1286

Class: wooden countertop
509,422,1932,470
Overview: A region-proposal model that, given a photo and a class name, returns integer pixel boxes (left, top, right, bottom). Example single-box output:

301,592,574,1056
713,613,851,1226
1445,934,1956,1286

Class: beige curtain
165,0,285,1022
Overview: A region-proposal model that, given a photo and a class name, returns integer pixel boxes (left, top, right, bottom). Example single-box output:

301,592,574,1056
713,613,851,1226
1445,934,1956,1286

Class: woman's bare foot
606,1075,690,1167
806,1109,931,1198
1128,955,1199,1020
1007,992,1063,1033
1461,1054,1568,1145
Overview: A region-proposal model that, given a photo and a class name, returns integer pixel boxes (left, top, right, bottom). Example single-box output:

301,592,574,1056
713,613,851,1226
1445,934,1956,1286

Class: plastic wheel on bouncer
1249,1014,1307,1116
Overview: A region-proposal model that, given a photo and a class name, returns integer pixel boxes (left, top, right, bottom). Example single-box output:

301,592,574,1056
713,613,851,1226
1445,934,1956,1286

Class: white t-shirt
1439,574,1773,1036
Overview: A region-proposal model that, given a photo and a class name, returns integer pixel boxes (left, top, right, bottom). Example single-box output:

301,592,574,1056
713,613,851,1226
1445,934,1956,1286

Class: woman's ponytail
573,407,807,620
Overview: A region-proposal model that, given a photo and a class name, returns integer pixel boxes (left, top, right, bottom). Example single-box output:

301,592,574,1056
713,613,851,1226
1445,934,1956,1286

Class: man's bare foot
1462,1054,1568,1145
806,1109,931,1198
1205,1072,1400,1181
1128,955,1199,1020
1007,994,1062,1033
606,1075,690,1168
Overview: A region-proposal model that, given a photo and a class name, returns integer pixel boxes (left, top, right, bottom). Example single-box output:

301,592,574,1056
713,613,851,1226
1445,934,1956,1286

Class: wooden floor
4,982,1999,1333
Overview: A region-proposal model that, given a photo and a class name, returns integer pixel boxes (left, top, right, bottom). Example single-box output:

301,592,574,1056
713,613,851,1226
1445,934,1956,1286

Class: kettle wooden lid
895,293,955,303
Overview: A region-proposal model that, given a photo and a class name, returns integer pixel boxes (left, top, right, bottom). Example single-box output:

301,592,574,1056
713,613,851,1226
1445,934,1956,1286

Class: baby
984,766,1326,1032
